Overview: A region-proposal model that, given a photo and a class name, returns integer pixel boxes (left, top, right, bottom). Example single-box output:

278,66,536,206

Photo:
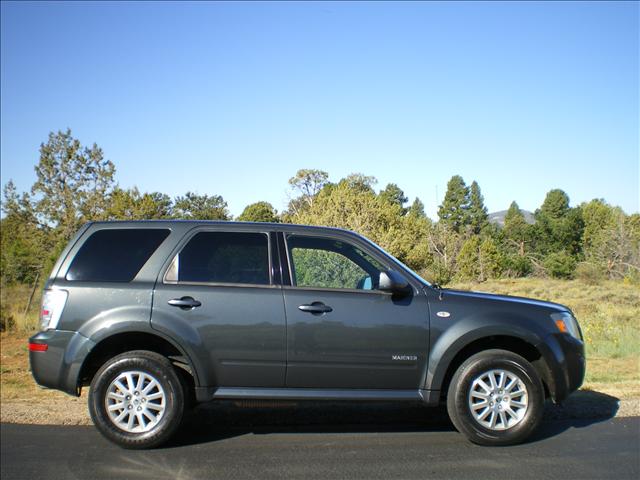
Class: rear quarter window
66,229,170,282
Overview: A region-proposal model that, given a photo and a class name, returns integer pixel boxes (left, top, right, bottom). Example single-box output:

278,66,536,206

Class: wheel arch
429,334,553,402
78,331,199,394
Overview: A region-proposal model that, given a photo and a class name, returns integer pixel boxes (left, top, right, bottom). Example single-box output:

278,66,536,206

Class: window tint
287,235,384,290
177,232,269,285
67,229,170,282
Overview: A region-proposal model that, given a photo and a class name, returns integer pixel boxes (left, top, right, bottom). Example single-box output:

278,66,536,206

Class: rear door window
66,229,170,282
167,231,270,285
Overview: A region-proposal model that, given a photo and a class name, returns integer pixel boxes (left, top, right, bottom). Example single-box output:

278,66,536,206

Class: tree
457,236,481,280
238,201,279,223
408,197,426,219
379,183,408,212
581,199,640,279
503,201,530,256
426,222,464,284
468,181,489,234
438,175,470,233
499,202,534,277
533,189,583,259
456,236,502,282
287,173,430,271
287,169,329,213
107,188,172,220
173,192,229,220
30,129,116,241
478,237,502,280
343,173,377,192
1,182,49,284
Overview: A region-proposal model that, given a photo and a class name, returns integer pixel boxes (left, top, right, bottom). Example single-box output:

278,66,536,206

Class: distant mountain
488,209,535,226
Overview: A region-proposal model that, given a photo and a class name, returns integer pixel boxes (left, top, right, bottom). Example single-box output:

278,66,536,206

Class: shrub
543,251,577,279
575,262,606,285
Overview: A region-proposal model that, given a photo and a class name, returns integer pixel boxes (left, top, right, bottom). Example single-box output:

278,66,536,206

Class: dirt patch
1,395,91,425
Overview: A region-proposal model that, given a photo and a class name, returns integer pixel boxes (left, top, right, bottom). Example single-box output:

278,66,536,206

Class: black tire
89,350,185,449
446,349,544,446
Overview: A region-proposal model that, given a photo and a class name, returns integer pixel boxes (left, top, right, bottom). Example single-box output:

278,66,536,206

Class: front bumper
536,333,586,403
29,330,95,396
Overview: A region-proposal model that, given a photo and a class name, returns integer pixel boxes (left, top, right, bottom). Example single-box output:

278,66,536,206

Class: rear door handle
168,296,202,310
298,302,333,314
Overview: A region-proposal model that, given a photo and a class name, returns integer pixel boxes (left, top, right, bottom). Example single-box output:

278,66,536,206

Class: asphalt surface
1,403,638,480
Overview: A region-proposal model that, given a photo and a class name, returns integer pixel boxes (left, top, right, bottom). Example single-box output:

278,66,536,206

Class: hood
439,288,570,313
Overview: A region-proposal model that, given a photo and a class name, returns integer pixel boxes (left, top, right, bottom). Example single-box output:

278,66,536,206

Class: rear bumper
29,330,95,396
536,333,586,403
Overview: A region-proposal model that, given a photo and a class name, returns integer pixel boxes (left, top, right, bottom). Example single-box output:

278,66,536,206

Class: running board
194,387,439,405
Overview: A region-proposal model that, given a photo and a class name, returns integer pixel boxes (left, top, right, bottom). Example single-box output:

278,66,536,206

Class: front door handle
298,302,333,314
168,296,202,310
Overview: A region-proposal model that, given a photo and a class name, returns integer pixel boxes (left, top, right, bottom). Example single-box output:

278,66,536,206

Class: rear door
151,228,286,388
281,232,430,390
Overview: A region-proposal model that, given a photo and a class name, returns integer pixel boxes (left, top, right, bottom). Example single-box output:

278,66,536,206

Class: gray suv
29,221,585,448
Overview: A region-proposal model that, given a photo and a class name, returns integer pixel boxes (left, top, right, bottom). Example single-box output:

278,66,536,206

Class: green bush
543,251,577,279
501,254,533,277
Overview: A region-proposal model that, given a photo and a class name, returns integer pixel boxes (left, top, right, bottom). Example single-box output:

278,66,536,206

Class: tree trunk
23,271,41,319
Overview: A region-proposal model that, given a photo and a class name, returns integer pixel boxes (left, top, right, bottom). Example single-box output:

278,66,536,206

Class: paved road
1,404,638,480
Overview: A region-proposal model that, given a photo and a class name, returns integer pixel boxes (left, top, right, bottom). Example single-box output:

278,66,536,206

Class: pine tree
379,183,409,213
438,175,470,233
408,197,426,219
503,201,529,256
468,181,489,234
534,189,583,257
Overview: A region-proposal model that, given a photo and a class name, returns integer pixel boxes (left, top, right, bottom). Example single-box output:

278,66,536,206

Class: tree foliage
238,202,279,223
31,129,116,240
438,175,469,233
379,183,408,212
2,131,638,290
468,181,489,234
173,192,230,220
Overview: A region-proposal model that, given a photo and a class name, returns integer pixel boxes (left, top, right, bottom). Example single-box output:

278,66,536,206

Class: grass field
1,278,638,419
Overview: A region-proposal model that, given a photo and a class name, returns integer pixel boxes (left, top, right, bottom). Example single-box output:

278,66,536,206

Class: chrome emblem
436,311,451,318
392,355,418,361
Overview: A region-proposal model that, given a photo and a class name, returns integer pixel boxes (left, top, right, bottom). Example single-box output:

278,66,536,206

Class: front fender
425,312,546,392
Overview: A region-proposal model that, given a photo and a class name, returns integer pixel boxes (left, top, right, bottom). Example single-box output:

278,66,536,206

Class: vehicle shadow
530,390,621,443
167,390,620,448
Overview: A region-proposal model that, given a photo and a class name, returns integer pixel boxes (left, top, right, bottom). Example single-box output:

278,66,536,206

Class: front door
152,229,286,388
281,232,430,390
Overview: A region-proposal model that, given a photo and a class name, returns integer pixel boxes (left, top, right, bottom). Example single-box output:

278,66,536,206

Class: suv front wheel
89,350,185,449
446,349,544,446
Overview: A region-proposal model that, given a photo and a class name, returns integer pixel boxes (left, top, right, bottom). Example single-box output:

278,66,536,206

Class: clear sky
1,1,638,218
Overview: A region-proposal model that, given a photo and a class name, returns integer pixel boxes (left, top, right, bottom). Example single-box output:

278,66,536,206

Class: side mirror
378,270,409,293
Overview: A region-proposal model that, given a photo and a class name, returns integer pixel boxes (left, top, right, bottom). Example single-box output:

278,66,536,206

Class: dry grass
0,334,90,424
0,283,41,334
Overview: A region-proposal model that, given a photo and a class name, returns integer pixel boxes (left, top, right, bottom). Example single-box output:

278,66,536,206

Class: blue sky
2,1,638,218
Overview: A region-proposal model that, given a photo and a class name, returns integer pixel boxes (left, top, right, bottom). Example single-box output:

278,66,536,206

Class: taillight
28,343,48,352
40,289,68,330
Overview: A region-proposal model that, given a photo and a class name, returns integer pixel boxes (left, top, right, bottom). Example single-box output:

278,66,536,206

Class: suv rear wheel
89,350,185,449
446,349,544,446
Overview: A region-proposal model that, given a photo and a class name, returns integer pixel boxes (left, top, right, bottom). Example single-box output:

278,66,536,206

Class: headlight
551,312,582,340
40,289,68,330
